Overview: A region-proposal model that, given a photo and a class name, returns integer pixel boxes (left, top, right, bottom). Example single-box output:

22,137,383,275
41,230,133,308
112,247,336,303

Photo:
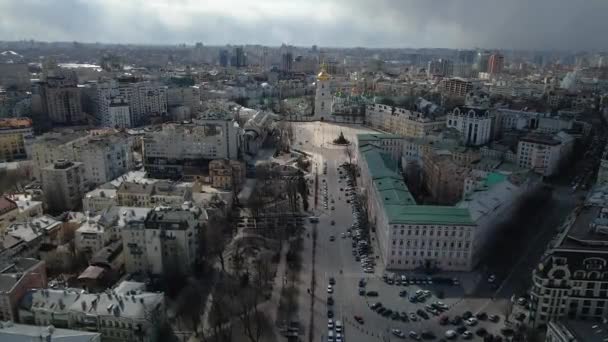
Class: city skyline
1,0,608,50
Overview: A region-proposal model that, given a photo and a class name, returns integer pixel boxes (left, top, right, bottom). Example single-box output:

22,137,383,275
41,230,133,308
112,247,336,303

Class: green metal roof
484,172,508,188
385,205,475,225
358,136,475,226
357,133,402,143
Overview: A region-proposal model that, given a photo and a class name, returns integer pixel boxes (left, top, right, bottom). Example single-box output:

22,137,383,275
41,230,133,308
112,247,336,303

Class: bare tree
202,215,231,273
344,144,354,165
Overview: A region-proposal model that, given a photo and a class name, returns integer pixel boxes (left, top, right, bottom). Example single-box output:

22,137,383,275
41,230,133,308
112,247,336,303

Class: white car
328,319,334,329
327,285,333,293
445,330,457,339
465,317,478,326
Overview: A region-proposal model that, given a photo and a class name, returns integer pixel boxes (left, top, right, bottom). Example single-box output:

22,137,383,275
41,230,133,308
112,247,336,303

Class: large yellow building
0,118,33,162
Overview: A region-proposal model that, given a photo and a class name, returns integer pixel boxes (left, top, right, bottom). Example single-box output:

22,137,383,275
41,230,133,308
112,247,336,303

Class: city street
286,121,598,342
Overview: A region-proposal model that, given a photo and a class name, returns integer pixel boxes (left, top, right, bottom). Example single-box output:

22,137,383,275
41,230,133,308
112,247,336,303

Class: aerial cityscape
1,1,608,342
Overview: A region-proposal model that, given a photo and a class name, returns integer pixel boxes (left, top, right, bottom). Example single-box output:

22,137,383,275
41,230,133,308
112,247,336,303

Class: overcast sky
1,0,606,50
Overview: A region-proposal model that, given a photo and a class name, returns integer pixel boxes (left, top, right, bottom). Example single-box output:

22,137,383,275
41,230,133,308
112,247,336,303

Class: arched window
574,270,586,279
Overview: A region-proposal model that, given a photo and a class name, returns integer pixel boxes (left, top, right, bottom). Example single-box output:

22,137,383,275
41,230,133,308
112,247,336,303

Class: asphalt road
290,122,589,342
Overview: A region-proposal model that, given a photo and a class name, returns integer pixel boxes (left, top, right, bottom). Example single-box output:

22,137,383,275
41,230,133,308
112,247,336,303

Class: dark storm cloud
0,0,606,50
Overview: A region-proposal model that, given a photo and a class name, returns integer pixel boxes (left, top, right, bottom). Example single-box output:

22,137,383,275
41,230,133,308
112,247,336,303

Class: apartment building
530,186,608,327
74,134,133,188
440,78,474,98
75,206,151,255
41,160,86,213
143,120,240,179
122,207,206,275
209,159,245,190
447,107,493,146
365,103,445,138
30,130,89,180
0,117,33,161
517,132,574,177
116,181,191,208
0,195,43,235
40,75,84,124
19,281,164,342
0,258,47,322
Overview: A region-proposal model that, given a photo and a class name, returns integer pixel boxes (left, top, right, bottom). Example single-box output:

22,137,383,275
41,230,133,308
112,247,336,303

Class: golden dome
317,62,331,81
317,70,330,81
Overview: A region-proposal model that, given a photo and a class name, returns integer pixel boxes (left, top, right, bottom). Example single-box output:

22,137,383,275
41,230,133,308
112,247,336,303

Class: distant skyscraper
488,53,504,74
475,52,490,73
219,49,229,67
232,47,246,68
427,58,454,77
281,52,293,73
41,72,84,125
457,50,476,65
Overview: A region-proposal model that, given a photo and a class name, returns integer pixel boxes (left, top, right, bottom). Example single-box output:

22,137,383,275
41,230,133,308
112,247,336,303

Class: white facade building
74,134,133,188
143,119,240,178
447,107,493,146
517,132,574,177
108,96,131,128
122,206,206,275
19,281,164,342
366,103,445,138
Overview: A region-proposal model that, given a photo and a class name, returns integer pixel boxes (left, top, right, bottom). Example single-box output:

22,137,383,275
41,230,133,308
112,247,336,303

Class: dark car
359,288,366,296
476,328,488,337
371,302,382,310
476,312,487,320
439,315,449,325
462,311,473,319
456,326,467,334
391,311,400,320
400,312,409,322
327,297,334,305
329,277,336,285
488,314,500,323
417,309,429,319
354,315,364,324
359,279,366,287
451,316,462,325
327,310,334,318
421,330,436,339
399,290,408,297
377,307,386,314
382,309,392,317
515,312,526,321
366,291,379,297
500,328,514,336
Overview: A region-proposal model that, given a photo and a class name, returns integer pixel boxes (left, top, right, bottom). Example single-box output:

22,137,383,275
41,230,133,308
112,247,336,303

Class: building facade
209,159,245,190
447,107,493,146
143,120,240,179
41,160,86,212
530,187,608,327
0,117,33,161
122,207,206,275
74,134,133,188
314,65,332,119
19,281,164,342
41,75,84,124
517,132,574,177
0,258,47,322
365,103,446,138
441,78,473,98
357,141,476,272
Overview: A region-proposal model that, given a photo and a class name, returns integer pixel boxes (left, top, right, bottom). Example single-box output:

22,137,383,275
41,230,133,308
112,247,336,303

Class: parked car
391,329,406,338
489,314,500,323
366,291,379,297
409,331,421,340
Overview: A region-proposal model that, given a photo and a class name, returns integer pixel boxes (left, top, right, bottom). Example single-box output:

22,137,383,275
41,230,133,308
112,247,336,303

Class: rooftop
0,322,100,342
358,141,474,226
0,117,32,130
